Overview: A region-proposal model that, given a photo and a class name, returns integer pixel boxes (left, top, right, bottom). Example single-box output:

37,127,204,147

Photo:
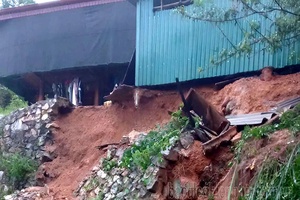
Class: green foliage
0,153,38,188
101,158,117,172
231,104,300,199
84,178,99,192
120,108,189,170
178,0,300,65
90,192,104,200
235,104,300,158
1,0,35,9
246,144,300,200
0,90,27,115
0,88,12,108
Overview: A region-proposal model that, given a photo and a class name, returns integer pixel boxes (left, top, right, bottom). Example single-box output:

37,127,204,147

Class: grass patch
246,143,300,200
235,104,300,159
229,104,300,199
0,153,38,189
0,94,27,116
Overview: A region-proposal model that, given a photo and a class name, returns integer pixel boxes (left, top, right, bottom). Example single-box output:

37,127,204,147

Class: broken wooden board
202,126,238,155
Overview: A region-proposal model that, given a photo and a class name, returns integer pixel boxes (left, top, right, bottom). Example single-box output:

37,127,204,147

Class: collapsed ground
18,73,300,199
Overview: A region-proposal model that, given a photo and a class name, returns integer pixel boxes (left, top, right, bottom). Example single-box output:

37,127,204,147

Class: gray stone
103,187,110,194
21,124,29,131
97,170,107,179
38,135,47,146
4,125,10,131
138,187,148,198
107,148,117,160
123,177,130,185
107,177,113,187
36,109,41,116
162,149,179,162
146,175,159,192
4,194,13,200
92,166,99,172
10,119,22,132
121,169,129,177
113,175,120,182
110,182,119,194
35,123,42,130
105,193,115,200
94,187,100,195
129,171,138,179
42,103,50,110
180,132,194,149
41,114,49,121
0,171,4,181
30,129,38,137
116,191,127,199
25,143,33,149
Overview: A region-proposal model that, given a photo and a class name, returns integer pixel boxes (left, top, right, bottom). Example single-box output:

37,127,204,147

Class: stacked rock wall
0,97,72,162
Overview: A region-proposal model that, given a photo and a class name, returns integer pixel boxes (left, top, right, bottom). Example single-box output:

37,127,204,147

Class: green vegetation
0,186,11,200
178,0,300,65
0,153,38,189
120,108,190,170
1,0,35,9
235,104,300,158
90,192,104,200
230,104,300,200
246,143,300,200
0,86,27,115
102,158,118,172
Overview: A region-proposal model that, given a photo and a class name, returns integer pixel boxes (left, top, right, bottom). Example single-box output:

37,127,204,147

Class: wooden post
38,80,44,101
94,81,99,106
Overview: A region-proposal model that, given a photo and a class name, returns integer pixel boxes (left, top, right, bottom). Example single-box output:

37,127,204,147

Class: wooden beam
38,81,44,101
22,73,44,101
94,81,99,106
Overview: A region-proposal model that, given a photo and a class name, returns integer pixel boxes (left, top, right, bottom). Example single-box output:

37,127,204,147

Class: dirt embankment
40,92,183,199
38,72,300,199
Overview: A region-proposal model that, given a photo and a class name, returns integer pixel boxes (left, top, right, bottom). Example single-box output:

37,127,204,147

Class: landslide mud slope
37,72,300,199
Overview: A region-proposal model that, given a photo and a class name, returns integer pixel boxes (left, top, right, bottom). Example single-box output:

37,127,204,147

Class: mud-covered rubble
3,186,50,200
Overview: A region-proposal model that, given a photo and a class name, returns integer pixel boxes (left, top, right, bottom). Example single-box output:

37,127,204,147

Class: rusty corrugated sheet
135,0,300,86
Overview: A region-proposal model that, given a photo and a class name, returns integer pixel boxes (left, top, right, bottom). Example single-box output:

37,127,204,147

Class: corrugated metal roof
135,0,300,86
270,96,300,112
225,112,277,126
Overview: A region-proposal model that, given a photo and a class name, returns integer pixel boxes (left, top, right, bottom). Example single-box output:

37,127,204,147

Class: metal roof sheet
270,96,300,112
226,112,277,126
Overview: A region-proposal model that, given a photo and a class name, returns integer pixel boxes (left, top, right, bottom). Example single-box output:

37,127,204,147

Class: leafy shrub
235,104,300,157
0,94,27,115
0,153,38,188
102,158,117,172
0,88,12,108
246,144,300,200
120,108,190,170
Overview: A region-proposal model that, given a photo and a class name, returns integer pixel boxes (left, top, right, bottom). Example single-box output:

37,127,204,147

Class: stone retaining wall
0,97,71,162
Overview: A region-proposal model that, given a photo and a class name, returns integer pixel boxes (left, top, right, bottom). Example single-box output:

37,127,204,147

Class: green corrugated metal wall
135,0,300,86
